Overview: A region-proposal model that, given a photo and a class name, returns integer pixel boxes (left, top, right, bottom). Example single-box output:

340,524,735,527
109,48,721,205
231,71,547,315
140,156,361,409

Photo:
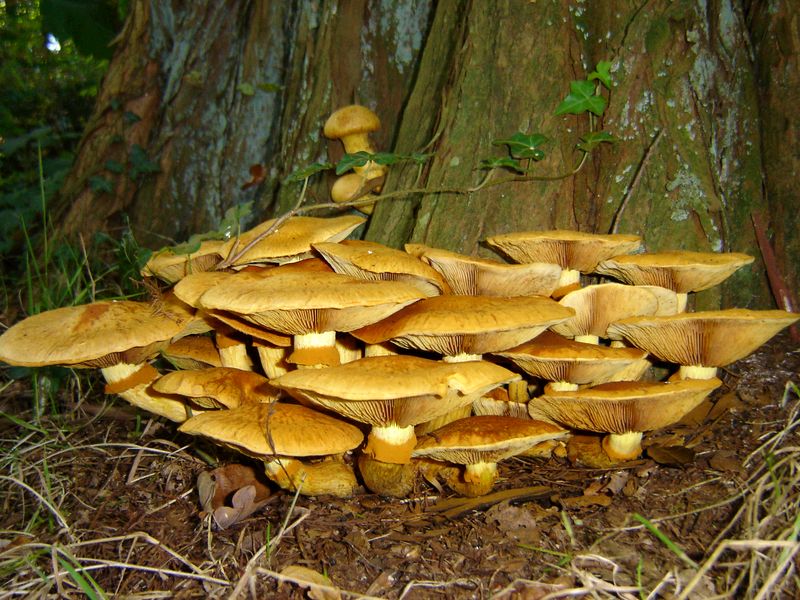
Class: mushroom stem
101,362,190,422
445,461,498,497
554,269,581,297
601,431,644,461
676,292,689,313
677,364,718,380
549,381,579,392
443,352,483,363
255,344,289,379
290,331,340,368
263,457,358,497
357,453,418,497
364,424,417,464
574,334,600,345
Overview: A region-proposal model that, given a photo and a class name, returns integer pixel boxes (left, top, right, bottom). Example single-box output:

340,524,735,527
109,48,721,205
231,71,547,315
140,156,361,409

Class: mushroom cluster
1,216,797,504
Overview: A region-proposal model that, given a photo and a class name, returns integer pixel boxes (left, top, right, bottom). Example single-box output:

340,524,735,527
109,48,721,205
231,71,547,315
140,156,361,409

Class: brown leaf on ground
280,565,342,600
647,445,696,466
197,463,272,528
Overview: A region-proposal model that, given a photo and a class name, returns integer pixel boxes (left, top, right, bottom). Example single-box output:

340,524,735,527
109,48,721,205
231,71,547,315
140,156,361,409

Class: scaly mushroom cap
178,402,363,458
607,309,800,369
271,355,519,426
351,295,575,357
0,300,186,368
313,240,448,296
219,215,365,267
552,283,679,341
141,240,225,284
485,230,642,272
528,378,722,434
595,251,754,293
413,416,569,464
199,271,426,335
152,367,278,409
493,331,648,386
414,245,562,297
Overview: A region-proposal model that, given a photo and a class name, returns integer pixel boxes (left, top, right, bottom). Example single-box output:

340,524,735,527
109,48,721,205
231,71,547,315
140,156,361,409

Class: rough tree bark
56,0,797,310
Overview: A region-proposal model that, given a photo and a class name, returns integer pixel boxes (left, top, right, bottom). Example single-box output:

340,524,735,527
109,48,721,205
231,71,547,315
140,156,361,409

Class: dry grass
0,379,797,598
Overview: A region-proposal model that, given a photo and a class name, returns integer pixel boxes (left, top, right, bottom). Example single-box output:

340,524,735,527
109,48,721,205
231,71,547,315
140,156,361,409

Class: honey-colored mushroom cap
494,331,648,385
178,402,363,458
607,309,800,371
0,300,186,368
485,230,641,272
413,415,568,465
219,215,365,267
323,105,381,139
552,283,678,341
414,245,562,297
595,251,754,293
314,240,448,296
351,294,574,357
152,367,277,409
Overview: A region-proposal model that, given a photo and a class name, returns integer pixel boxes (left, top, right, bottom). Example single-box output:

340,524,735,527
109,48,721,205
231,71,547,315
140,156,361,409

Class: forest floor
1,333,798,599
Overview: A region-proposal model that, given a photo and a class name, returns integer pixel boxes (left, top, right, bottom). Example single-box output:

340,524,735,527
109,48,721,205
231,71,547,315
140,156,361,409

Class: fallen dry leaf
197,463,272,529
646,445,696,466
708,450,745,475
558,493,612,509
485,501,543,544
280,565,341,600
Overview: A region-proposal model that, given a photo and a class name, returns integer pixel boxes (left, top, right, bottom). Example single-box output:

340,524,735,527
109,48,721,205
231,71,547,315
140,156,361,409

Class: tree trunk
55,0,797,310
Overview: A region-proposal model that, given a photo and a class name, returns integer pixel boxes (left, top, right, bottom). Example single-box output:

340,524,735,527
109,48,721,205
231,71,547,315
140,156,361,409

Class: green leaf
237,82,255,96
128,144,160,179
588,60,613,89
257,82,282,93
104,159,124,174
493,132,549,160
218,201,254,239
555,80,607,117
285,161,335,183
576,131,617,152
407,152,432,165
479,157,526,174
123,111,141,125
88,176,113,193
336,151,373,175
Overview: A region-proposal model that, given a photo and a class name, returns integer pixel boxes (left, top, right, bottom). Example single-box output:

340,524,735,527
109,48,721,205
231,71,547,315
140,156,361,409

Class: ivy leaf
89,176,113,193
407,152,432,165
336,151,373,175
479,157,526,174
577,131,617,152
493,132,549,160
555,80,607,117
218,201,254,240
123,111,141,125
104,159,124,174
237,82,255,96
257,82,282,93
128,144,160,179
285,161,334,183
588,60,613,89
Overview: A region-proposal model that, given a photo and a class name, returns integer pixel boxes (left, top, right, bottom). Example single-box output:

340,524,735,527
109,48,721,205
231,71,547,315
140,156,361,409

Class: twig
610,129,662,234
751,212,799,341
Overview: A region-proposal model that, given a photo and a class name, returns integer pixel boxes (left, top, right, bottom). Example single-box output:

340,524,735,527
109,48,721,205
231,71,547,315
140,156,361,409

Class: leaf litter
0,333,798,598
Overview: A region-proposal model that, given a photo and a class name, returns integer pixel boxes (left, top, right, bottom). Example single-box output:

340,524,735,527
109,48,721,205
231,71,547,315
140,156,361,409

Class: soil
1,333,799,599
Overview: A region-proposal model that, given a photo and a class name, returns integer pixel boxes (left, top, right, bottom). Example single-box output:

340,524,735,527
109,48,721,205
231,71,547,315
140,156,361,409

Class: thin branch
609,129,662,234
